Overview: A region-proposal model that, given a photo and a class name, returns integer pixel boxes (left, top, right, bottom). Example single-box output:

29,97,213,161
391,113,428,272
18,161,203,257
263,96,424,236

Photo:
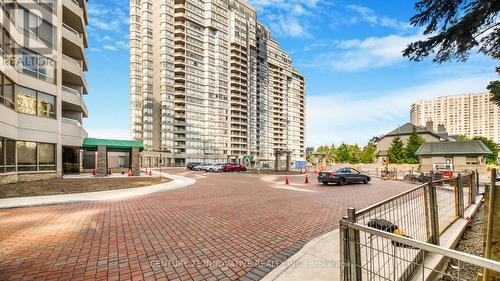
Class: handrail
62,117,81,126
355,183,428,217
63,54,82,67
345,221,500,273
63,23,81,37
62,85,80,95
355,174,470,217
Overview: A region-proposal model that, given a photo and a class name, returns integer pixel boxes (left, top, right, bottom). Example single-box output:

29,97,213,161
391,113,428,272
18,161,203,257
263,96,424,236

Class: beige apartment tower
130,0,306,166
411,93,500,143
0,0,89,183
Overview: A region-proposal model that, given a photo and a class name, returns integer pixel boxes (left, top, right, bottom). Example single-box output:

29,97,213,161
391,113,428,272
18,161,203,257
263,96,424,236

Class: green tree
458,135,470,141
472,136,499,164
403,0,500,104
334,143,351,163
348,144,361,164
328,145,337,164
405,127,425,164
388,136,405,164
360,142,377,164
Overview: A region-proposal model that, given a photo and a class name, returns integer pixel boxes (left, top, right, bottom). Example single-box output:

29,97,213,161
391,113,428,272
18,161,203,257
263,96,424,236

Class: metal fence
339,172,492,280
340,221,500,281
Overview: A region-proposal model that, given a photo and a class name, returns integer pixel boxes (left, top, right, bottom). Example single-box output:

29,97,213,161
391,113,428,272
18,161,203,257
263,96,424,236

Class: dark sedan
317,167,371,186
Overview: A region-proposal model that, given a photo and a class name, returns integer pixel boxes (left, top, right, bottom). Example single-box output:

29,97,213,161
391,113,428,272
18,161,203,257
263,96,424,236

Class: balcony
63,0,88,47
62,85,88,117
62,117,88,147
62,23,88,69
62,54,88,93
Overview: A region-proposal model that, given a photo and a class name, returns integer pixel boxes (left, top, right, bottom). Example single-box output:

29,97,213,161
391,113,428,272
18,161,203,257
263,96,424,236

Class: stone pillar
96,146,107,176
131,148,140,176
285,152,291,172
275,152,280,171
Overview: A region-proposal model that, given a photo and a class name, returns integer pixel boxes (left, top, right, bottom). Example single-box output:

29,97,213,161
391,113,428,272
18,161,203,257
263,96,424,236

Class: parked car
207,164,225,172
187,162,203,170
193,164,211,171
317,167,371,186
432,163,453,180
223,163,247,172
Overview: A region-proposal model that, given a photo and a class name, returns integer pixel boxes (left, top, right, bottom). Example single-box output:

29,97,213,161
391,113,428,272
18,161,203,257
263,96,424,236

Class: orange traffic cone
92,169,96,176
128,170,132,177
304,175,309,184
149,170,153,176
285,176,290,185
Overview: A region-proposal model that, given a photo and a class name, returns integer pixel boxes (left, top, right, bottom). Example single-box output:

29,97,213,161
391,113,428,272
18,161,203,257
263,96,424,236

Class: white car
208,164,225,172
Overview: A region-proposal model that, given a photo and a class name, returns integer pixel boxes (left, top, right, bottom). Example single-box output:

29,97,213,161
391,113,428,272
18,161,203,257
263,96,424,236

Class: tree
405,127,425,164
403,0,500,104
472,136,499,164
334,143,351,163
388,136,405,164
360,142,377,164
348,144,361,164
458,135,470,141
369,135,383,144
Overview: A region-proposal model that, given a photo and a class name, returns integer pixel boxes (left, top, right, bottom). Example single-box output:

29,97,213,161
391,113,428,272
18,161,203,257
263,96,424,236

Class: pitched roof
385,123,439,137
416,141,492,156
83,138,144,151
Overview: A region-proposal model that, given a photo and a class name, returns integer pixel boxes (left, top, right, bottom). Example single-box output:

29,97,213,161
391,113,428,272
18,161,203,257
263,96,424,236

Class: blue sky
84,0,497,147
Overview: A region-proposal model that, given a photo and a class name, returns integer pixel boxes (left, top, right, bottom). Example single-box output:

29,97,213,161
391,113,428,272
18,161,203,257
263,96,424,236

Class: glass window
3,75,14,109
16,86,37,115
39,20,55,48
38,143,55,171
0,138,4,173
5,139,15,172
83,151,96,169
37,92,55,118
39,56,56,83
17,141,37,171
19,49,37,77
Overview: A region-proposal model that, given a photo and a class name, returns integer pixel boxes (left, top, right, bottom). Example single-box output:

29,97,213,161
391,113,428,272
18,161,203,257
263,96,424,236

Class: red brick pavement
0,169,415,280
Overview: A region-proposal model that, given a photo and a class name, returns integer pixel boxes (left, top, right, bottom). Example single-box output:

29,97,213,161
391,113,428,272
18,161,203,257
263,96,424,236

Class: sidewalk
0,172,195,209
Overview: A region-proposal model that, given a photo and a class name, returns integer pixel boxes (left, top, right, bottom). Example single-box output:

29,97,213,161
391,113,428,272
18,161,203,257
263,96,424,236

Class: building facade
130,0,306,167
411,93,500,143
0,0,89,183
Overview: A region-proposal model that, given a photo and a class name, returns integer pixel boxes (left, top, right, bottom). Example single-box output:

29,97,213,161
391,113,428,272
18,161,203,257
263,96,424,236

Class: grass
0,177,171,199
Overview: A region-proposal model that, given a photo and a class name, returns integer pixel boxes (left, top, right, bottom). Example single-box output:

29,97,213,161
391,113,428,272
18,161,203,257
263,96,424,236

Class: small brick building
82,138,144,176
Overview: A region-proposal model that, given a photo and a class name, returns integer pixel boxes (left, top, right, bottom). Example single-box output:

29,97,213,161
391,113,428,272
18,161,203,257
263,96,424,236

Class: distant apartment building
130,0,306,167
411,93,500,143
0,0,89,183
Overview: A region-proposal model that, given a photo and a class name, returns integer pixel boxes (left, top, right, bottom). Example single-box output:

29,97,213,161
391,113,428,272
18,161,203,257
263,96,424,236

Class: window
466,156,479,165
0,138,3,173
16,86,37,115
0,73,15,109
38,143,55,171
5,139,15,172
16,86,56,118
19,49,38,77
18,6,56,48
17,141,37,171
37,92,56,118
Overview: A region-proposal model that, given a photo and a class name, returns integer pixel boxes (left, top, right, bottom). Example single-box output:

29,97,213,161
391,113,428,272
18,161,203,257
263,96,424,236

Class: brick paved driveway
0,169,415,281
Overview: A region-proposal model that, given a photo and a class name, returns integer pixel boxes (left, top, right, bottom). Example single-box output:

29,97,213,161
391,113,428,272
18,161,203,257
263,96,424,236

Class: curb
0,173,196,209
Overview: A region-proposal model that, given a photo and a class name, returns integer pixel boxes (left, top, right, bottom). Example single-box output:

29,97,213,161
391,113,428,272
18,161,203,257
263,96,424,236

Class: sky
84,0,498,147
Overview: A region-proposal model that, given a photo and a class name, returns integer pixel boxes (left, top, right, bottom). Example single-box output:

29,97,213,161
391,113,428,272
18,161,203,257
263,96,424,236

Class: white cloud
345,5,411,31
300,33,424,71
247,0,320,38
87,2,129,52
306,76,495,147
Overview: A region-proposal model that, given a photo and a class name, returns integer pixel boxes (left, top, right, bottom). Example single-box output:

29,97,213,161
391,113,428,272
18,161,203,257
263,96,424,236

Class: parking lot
0,168,416,281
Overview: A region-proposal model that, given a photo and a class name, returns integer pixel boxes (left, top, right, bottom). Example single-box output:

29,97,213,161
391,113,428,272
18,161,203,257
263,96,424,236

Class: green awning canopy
83,138,144,151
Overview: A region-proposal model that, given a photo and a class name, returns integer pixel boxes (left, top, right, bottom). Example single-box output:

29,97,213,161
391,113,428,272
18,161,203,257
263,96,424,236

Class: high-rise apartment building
411,93,500,143
130,0,306,166
0,0,89,183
